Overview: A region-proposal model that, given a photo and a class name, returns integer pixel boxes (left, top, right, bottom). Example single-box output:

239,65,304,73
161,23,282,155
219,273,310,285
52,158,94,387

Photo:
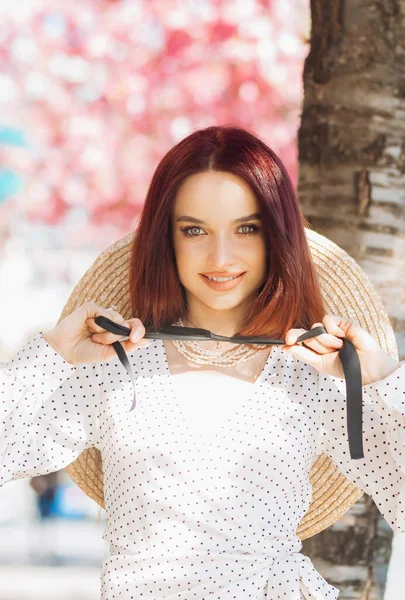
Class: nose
207,233,236,268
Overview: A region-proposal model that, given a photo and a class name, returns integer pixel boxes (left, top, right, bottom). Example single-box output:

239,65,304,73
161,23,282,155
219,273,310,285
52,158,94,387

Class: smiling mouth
199,272,246,290
202,273,244,280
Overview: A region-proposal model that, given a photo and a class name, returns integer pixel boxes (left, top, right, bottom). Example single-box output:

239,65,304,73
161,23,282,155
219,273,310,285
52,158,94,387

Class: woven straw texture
58,227,398,540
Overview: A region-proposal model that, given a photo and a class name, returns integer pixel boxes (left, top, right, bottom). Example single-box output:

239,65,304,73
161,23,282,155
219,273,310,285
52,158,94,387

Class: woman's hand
282,314,400,385
43,302,151,365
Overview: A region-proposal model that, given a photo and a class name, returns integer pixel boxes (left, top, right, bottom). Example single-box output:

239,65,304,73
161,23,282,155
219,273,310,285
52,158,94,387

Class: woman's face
171,170,267,319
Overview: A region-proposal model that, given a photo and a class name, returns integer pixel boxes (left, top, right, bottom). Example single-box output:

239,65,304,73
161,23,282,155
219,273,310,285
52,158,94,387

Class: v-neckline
157,339,278,444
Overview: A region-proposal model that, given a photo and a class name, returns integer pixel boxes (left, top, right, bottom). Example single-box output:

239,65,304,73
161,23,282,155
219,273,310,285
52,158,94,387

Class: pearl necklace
171,317,268,367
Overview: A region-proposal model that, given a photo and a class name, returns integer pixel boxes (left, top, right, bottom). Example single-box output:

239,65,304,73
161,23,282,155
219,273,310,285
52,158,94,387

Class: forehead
173,171,259,217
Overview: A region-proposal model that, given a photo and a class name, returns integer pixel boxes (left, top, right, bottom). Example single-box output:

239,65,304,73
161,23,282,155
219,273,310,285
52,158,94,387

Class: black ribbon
94,316,364,460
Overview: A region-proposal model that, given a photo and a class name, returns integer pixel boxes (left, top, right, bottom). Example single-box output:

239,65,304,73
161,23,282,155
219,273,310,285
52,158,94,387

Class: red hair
129,124,326,346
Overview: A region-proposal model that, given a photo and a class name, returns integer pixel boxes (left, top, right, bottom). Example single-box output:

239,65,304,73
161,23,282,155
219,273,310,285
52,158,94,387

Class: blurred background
0,0,403,599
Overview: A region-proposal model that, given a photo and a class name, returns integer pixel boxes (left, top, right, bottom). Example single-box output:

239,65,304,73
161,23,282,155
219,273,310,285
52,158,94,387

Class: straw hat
58,227,398,540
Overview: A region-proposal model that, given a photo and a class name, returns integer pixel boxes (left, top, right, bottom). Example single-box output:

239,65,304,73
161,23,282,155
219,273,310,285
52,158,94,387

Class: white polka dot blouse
1,332,405,599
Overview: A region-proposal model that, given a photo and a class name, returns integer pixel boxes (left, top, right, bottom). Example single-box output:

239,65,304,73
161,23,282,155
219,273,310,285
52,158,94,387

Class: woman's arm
1,332,102,487
317,360,405,533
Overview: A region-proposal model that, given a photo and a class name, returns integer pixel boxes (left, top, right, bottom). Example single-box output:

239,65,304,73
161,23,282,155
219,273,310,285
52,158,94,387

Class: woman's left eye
239,224,258,235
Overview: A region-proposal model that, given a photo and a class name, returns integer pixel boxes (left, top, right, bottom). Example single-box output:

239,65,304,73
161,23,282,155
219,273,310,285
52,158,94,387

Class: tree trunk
297,0,405,597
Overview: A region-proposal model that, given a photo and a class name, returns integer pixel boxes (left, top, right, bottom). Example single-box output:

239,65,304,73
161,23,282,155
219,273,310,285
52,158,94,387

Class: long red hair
129,124,326,344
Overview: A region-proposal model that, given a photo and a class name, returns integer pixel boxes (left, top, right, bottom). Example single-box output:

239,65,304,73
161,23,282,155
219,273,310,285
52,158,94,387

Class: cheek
246,239,266,264
174,239,202,272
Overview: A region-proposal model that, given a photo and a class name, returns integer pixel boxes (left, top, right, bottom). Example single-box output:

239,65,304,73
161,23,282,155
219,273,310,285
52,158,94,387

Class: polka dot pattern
1,332,404,599
318,360,405,534
0,333,101,483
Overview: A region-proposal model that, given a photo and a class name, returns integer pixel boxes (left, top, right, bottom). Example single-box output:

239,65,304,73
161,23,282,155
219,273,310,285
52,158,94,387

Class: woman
1,125,403,599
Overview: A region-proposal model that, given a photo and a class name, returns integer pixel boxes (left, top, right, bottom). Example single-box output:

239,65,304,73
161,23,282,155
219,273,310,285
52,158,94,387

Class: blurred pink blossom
0,0,309,240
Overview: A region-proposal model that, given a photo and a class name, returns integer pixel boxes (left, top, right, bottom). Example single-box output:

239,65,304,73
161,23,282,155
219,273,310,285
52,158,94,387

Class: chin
200,292,251,309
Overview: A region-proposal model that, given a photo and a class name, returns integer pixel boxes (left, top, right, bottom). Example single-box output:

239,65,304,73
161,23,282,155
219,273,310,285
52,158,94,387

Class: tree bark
297,0,405,597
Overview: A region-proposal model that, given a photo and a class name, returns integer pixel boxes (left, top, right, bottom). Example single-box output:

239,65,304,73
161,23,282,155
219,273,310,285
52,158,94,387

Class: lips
199,272,246,291
201,272,244,278
202,274,242,280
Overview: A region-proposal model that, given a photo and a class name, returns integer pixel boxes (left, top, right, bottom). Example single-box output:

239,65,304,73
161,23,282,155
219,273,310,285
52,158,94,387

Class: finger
284,328,307,345
303,334,343,352
86,310,127,333
321,315,347,336
310,322,344,347
281,342,323,367
91,320,141,344
126,319,145,343
86,318,97,332
285,328,340,347
89,325,129,343
285,327,343,353
113,322,151,353
87,320,129,337
86,320,130,337
282,342,343,375
301,337,342,354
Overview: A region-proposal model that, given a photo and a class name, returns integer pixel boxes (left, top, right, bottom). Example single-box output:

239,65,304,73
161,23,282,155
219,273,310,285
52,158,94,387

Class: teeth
206,275,240,282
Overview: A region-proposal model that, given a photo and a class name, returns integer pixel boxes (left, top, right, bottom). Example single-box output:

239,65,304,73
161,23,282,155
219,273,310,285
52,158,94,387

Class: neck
182,295,255,338
183,313,244,337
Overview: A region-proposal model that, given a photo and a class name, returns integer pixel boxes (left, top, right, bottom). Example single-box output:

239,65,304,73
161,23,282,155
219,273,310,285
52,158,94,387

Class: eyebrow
175,212,261,225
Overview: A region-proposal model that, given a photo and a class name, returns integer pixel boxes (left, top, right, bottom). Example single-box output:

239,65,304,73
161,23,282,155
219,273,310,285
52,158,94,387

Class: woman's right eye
180,226,204,237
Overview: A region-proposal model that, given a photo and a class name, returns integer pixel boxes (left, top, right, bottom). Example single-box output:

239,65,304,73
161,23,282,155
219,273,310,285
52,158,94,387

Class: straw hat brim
59,227,398,540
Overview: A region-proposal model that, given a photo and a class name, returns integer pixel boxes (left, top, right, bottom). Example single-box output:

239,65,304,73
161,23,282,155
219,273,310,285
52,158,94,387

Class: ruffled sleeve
317,359,405,532
0,331,102,487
